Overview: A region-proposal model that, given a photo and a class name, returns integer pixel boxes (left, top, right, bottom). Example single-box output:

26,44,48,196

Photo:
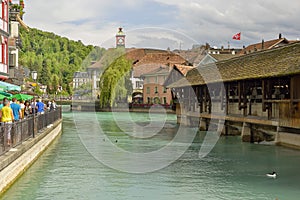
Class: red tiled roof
141,66,170,76
132,52,188,67
133,63,166,77
163,64,194,87
87,48,187,71
173,64,194,76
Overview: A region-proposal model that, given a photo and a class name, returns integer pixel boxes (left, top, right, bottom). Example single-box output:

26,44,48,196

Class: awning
16,14,29,31
0,81,21,92
133,94,143,98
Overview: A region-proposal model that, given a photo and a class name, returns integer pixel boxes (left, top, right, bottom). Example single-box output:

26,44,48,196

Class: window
155,86,158,93
163,97,167,104
163,87,167,93
0,2,3,19
136,81,143,89
146,87,150,94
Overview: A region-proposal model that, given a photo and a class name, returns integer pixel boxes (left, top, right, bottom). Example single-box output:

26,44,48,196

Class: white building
0,0,9,81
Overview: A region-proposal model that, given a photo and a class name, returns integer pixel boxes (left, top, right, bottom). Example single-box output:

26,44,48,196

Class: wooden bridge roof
167,41,300,88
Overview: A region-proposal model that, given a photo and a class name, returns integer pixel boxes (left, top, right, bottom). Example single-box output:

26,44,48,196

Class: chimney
279,33,282,39
262,39,264,50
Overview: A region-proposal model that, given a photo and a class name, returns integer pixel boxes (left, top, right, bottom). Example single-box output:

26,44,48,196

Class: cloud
23,0,300,49
154,0,300,46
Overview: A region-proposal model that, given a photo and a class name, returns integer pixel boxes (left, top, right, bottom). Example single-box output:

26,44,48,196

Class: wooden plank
238,81,242,110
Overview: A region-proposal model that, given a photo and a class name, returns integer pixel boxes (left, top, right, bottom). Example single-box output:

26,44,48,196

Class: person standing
50,99,57,111
30,98,36,115
20,100,25,119
0,100,14,146
36,99,45,114
10,98,21,121
23,100,31,118
0,97,8,110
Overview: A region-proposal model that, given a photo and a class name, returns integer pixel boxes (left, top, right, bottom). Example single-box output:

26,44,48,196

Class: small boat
266,171,277,178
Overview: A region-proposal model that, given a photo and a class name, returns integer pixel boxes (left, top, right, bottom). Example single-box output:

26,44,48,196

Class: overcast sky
22,0,300,50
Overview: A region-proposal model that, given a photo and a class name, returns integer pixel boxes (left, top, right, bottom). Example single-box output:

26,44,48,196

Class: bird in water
266,171,277,178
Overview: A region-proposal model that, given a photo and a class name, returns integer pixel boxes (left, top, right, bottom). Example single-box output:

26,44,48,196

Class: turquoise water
2,111,300,200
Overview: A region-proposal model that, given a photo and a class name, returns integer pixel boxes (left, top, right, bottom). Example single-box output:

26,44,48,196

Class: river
1,110,300,200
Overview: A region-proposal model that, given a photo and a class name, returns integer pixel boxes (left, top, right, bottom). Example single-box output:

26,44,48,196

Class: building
80,28,191,102
8,0,28,85
239,34,294,55
207,46,241,55
72,71,90,89
0,0,9,81
142,66,171,105
167,41,300,147
78,28,127,99
164,64,194,88
129,49,189,104
116,27,125,48
173,45,206,67
197,53,239,67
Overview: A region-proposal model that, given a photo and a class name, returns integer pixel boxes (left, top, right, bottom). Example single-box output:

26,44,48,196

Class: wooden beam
199,86,203,113
262,79,267,111
242,81,247,116
225,83,229,115
238,81,242,110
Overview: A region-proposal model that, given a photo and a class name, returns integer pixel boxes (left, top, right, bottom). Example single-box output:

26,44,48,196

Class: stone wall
0,120,62,194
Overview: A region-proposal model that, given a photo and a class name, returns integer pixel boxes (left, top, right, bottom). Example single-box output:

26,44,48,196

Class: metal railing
0,107,62,156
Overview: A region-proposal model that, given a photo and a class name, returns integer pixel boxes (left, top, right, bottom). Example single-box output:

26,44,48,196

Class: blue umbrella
0,81,21,92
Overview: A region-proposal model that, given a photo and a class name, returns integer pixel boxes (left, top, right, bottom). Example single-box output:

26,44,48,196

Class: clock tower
116,27,125,48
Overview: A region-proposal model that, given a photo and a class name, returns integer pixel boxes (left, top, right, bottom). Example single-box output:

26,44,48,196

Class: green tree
39,59,51,85
51,74,60,94
19,27,97,95
99,55,132,108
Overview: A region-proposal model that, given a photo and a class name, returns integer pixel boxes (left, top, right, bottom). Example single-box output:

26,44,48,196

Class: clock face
117,37,124,45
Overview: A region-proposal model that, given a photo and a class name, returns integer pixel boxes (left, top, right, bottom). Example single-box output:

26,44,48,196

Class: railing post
33,110,36,138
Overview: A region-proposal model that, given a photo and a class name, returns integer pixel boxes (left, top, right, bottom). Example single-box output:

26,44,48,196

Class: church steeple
116,27,125,48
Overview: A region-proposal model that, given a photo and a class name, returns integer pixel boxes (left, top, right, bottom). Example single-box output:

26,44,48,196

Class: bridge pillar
199,118,207,131
241,122,251,142
217,120,226,135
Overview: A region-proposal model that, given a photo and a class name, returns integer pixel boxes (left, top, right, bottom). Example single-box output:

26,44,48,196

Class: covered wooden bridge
167,42,300,148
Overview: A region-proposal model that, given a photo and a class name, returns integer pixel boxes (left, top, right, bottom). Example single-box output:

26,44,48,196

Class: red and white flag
232,32,241,40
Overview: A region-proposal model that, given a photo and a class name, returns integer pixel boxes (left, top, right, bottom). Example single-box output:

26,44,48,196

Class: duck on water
266,172,277,178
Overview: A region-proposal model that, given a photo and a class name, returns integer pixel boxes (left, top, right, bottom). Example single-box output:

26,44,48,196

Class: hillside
19,27,106,95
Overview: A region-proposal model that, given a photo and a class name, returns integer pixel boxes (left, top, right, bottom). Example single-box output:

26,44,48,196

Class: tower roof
116,27,125,36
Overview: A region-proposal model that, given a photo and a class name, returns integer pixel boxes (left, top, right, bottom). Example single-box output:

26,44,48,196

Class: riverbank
70,101,175,114
0,119,62,195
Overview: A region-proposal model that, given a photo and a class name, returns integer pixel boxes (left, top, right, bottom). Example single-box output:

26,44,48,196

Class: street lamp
31,71,37,83
31,71,37,137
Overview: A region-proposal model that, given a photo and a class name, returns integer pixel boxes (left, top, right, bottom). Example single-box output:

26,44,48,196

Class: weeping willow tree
99,55,133,108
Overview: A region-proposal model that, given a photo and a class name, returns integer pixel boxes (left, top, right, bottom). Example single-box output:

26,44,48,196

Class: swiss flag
232,32,241,40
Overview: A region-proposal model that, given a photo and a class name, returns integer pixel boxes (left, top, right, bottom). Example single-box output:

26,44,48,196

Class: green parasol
0,94,11,101
11,93,33,101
